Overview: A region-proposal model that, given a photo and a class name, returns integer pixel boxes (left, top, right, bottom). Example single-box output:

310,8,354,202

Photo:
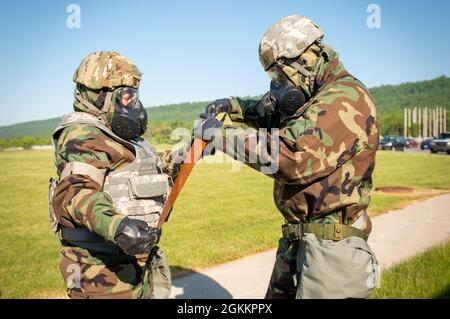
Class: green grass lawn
373,151,450,189
372,240,450,299
0,149,449,298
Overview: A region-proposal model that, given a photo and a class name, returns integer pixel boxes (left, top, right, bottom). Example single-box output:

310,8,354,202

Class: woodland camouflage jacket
226,48,379,234
52,115,179,243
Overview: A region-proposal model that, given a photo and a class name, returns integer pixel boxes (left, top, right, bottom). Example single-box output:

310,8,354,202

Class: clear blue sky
0,0,449,126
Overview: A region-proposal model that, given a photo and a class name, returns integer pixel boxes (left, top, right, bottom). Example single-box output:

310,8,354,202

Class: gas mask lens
116,87,139,109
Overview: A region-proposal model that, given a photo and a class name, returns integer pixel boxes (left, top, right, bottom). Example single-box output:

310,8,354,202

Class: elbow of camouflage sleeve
274,142,335,185
94,210,127,242
276,156,337,185
274,166,307,185
58,178,126,242
274,164,312,185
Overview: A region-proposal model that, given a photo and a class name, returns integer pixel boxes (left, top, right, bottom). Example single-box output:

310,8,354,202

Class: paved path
170,194,450,299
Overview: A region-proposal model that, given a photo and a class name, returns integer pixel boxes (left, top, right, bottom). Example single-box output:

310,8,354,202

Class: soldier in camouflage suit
49,51,180,299
202,15,379,298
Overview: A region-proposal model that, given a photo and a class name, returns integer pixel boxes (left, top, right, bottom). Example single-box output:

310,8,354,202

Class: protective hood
280,44,350,100
73,85,101,116
313,46,351,89
73,85,116,128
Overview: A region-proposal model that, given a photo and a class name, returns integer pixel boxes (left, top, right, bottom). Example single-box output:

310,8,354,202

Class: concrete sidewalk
170,194,450,299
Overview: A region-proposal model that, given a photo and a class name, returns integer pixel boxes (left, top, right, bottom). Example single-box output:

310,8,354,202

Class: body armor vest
51,112,170,229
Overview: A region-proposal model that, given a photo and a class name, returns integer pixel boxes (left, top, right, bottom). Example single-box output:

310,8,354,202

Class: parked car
405,138,419,149
379,135,406,151
420,138,434,150
430,132,450,154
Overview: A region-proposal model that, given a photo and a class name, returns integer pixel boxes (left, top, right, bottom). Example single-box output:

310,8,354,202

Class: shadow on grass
433,284,450,299
170,266,233,299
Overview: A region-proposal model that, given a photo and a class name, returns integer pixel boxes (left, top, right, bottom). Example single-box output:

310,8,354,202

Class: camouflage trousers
265,237,299,299
59,245,171,299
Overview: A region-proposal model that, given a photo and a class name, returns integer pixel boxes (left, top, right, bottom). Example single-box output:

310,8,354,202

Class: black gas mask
268,66,306,117
110,87,148,140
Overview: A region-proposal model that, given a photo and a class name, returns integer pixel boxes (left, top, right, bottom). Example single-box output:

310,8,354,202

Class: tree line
2,113,449,150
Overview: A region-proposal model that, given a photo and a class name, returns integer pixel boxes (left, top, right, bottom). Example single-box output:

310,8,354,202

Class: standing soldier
201,15,380,298
49,51,179,299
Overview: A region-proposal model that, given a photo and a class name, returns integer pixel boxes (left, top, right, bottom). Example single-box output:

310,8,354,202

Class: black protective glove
193,115,223,141
257,91,278,116
114,217,160,255
245,91,279,128
200,98,232,118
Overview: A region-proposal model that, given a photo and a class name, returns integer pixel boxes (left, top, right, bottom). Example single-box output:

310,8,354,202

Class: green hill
0,76,448,144
371,76,450,134
371,76,450,113
147,101,208,123
0,102,208,140
0,117,61,140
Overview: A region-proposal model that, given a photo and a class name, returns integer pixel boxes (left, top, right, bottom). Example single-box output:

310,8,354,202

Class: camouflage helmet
73,51,142,90
259,15,324,71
